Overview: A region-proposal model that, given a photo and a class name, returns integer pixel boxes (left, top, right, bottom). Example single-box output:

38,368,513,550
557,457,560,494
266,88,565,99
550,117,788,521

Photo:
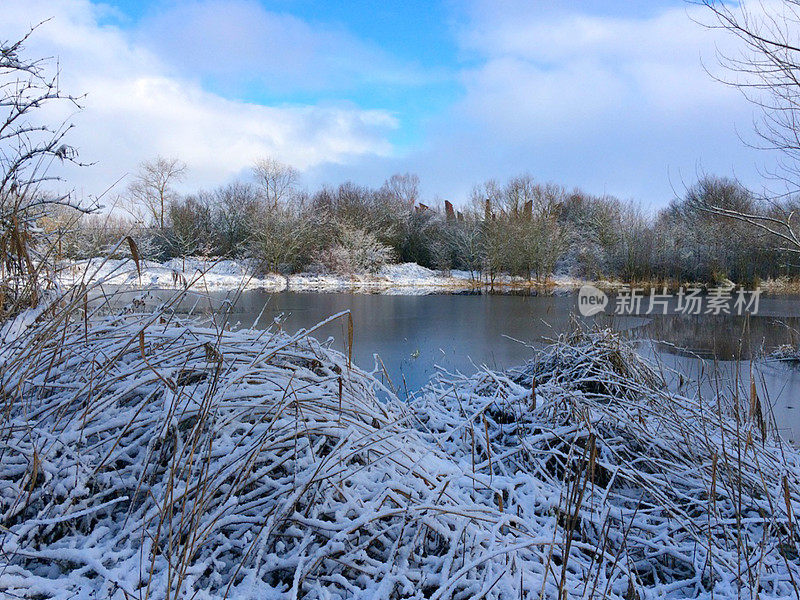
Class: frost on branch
316,225,395,275
1,24,90,316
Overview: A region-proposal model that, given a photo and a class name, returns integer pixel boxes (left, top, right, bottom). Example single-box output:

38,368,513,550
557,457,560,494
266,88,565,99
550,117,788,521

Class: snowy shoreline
57,257,800,296
57,257,589,295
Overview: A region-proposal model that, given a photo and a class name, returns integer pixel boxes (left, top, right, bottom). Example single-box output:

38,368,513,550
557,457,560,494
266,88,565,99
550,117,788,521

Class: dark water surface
124,289,800,442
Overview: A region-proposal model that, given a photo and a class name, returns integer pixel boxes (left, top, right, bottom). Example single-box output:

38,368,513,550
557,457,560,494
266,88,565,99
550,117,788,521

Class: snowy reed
413,329,800,599
0,292,798,599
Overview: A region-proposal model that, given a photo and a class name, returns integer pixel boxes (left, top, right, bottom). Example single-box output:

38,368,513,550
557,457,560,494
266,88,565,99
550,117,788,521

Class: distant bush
316,226,394,275
249,204,327,274
57,166,800,285
167,194,215,257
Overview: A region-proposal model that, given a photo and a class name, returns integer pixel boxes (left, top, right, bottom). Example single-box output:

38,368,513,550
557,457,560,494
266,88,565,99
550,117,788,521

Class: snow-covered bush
412,328,800,599
249,203,330,274
0,309,522,599
771,343,800,363
316,225,394,274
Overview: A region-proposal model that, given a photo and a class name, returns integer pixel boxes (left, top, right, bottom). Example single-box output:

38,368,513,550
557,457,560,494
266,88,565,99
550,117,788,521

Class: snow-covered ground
58,258,491,294
58,257,603,295
59,257,286,291
66,256,800,296
289,262,482,294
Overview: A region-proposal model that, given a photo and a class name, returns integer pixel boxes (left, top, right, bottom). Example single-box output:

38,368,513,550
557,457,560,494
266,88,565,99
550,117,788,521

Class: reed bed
0,300,538,599
0,301,798,598
414,329,800,598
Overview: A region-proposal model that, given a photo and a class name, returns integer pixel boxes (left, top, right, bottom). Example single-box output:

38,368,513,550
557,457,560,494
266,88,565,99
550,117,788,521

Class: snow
286,263,479,294
380,262,438,280
58,258,484,294
771,343,800,362
60,257,288,291
58,257,601,296
0,301,49,346
2,307,799,599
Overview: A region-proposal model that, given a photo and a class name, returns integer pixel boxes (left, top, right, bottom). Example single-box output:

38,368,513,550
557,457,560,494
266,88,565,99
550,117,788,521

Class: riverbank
58,257,800,296
57,257,608,295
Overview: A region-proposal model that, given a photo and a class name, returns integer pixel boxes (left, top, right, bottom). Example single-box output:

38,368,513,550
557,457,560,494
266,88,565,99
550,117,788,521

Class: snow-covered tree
253,157,299,208
317,226,394,275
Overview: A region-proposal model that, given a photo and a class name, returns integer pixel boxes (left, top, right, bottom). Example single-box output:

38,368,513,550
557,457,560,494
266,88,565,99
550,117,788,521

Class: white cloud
3,0,784,207
3,0,398,199
409,0,779,206
132,0,430,93
458,2,735,114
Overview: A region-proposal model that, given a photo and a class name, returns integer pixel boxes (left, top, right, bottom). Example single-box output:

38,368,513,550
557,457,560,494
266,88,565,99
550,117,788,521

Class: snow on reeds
0,301,523,599
413,329,800,599
771,344,800,363
0,299,799,598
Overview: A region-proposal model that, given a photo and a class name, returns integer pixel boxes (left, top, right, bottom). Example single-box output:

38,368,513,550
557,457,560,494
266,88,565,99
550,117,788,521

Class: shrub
316,226,394,275
249,204,327,273
166,194,215,258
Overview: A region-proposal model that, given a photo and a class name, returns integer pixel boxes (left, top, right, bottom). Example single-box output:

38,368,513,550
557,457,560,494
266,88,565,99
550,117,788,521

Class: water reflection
99,288,800,442
641,313,800,359
638,345,800,443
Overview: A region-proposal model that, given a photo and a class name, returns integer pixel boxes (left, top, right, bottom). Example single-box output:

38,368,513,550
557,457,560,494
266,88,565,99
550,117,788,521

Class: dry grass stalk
413,328,800,598
1,302,799,598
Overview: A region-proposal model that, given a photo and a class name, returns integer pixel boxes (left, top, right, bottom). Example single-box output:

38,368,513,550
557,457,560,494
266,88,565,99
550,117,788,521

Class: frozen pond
119,289,800,443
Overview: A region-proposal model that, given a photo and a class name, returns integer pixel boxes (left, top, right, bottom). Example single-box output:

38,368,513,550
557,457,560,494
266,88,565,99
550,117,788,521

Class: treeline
45,158,800,285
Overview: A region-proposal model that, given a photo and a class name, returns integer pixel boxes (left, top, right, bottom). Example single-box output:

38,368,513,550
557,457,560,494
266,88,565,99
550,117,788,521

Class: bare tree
656,177,769,283
127,156,186,229
168,194,214,265
698,1,800,253
70,212,134,259
380,173,419,207
253,157,299,207
447,214,485,280
700,1,800,183
1,24,90,314
214,182,260,257
606,202,657,282
249,204,323,273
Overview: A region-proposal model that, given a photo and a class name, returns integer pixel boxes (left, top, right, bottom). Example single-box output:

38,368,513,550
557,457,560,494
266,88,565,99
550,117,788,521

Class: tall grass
0,282,798,598
414,328,800,598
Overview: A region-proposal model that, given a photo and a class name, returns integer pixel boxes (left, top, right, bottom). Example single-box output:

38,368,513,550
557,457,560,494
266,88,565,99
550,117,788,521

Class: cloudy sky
3,0,780,207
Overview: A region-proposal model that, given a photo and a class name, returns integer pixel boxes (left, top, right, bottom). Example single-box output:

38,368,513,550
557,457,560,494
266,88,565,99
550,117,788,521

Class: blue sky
95,0,685,147
98,0,465,149
4,0,778,207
